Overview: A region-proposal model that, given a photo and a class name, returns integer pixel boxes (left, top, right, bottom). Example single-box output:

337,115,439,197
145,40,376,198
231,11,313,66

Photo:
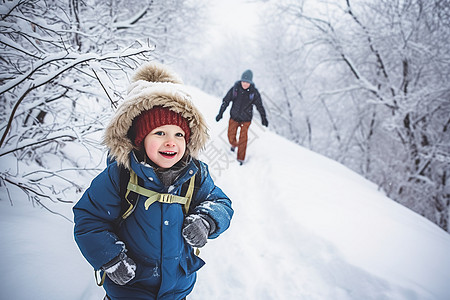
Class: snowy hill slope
1,86,449,299
190,86,450,300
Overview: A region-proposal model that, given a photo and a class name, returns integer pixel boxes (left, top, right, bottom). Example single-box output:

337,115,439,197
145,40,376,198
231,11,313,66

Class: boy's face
143,125,186,169
241,81,250,89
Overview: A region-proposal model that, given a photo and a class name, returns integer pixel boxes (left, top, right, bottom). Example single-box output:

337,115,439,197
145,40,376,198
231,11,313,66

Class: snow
1,86,450,299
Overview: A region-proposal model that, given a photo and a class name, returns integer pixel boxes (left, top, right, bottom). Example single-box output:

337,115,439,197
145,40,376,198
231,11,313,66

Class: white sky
210,1,259,29
207,0,261,45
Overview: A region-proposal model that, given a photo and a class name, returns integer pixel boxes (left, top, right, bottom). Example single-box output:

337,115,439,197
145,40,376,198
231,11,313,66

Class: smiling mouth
159,151,177,158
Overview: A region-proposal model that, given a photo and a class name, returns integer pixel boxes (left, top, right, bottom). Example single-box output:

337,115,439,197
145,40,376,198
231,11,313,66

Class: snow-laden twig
0,35,40,59
0,134,76,157
0,45,155,148
113,6,150,29
1,174,72,204
91,67,116,109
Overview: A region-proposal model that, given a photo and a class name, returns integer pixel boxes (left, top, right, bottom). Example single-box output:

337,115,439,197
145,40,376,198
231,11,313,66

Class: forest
0,0,449,232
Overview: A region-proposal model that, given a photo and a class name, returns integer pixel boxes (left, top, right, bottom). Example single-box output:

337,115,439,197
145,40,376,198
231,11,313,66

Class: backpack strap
232,82,240,99
118,166,143,220
180,158,202,214
183,173,196,214
120,160,201,219
125,176,192,210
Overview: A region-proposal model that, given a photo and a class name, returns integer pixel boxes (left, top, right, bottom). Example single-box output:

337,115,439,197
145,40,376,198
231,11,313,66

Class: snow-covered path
1,86,449,299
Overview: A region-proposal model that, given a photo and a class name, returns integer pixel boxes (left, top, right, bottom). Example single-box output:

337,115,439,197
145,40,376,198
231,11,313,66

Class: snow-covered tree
0,0,203,216
258,0,450,231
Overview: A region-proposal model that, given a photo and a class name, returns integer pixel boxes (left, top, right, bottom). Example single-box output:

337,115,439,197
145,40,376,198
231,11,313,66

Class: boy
215,69,268,165
73,62,233,299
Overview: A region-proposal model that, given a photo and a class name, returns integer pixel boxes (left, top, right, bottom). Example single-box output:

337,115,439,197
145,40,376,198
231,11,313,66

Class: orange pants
228,119,251,161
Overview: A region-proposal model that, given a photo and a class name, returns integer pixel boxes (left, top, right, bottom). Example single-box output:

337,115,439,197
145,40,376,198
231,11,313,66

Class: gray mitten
182,214,215,248
102,252,136,285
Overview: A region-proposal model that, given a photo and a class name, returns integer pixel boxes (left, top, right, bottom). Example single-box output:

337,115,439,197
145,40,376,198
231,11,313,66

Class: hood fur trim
132,62,183,84
103,62,209,169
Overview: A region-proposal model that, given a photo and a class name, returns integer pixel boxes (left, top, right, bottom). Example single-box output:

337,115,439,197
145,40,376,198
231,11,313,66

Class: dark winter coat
218,81,267,123
73,62,233,300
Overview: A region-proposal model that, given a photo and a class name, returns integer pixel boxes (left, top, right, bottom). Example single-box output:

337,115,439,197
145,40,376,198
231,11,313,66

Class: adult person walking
216,69,268,165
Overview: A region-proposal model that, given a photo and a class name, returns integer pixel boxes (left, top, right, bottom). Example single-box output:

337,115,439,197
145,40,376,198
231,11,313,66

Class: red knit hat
132,106,191,146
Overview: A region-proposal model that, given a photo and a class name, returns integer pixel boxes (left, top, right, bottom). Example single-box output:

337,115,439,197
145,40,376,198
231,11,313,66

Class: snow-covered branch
0,45,154,147
258,0,450,231
0,0,204,223
0,134,76,157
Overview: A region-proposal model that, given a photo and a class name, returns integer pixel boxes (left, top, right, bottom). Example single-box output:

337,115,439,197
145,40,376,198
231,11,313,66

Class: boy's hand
182,214,215,248
102,252,136,285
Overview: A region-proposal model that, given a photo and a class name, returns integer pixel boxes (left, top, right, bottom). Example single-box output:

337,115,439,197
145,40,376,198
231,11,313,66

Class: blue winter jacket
73,153,233,299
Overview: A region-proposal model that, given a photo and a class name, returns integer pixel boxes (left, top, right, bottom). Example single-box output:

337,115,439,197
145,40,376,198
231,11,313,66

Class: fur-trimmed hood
103,62,209,169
